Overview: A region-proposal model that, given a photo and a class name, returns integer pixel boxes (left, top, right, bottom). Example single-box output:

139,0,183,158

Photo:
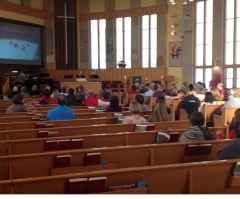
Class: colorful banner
80,29,89,63
106,28,114,62
131,25,139,61
169,41,182,67
46,27,54,63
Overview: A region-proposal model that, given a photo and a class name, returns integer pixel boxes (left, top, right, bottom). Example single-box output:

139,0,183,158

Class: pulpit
164,76,174,90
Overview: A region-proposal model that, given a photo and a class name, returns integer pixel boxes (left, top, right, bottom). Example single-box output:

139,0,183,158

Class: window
116,17,131,68
194,0,213,88
142,14,157,68
224,0,240,88
90,19,106,69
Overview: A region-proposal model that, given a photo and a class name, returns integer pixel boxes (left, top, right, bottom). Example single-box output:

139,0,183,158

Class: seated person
83,90,98,106
183,91,200,115
135,94,148,111
144,85,155,96
39,88,52,104
47,94,75,120
153,84,166,98
106,95,122,112
21,86,31,98
122,101,147,124
94,88,103,100
217,139,240,160
6,94,29,113
179,112,217,142
220,89,240,112
66,88,79,106
127,84,138,94
148,97,171,122
198,92,216,112
98,91,110,107
229,108,240,139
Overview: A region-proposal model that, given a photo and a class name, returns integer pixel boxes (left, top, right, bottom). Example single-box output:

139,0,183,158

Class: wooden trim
79,4,167,21
0,0,54,20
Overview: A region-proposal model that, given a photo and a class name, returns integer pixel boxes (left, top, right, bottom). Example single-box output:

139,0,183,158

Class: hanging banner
106,28,114,62
80,29,89,63
169,41,182,67
131,25,139,61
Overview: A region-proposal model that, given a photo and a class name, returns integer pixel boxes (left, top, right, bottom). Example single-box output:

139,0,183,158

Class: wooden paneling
42,68,167,83
0,0,54,20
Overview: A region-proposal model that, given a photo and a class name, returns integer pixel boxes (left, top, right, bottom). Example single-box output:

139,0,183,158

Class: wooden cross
57,2,75,65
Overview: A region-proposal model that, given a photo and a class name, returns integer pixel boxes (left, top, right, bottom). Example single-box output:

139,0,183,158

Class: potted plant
117,61,126,68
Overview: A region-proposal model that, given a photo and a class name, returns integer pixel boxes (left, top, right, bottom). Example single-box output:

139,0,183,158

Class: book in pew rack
68,178,88,194
44,140,58,151
185,144,212,156
88,176,107,193
58,139,71,150
135,124,155,132
68,177,107,194
169,132,180,142
37,131,49,138
232,162,240,176
84,152,101,166
54,155,72,168
71,139,83,149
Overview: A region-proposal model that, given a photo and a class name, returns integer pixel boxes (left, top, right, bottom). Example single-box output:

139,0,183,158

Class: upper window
90,19,106,69
195,0,213,67
142,14,157,68
194,0,213,88
116,17,131,69
224,0,240,88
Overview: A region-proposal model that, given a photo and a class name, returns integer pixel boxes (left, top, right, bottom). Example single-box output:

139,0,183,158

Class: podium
164,76,174,90
90,74,100,82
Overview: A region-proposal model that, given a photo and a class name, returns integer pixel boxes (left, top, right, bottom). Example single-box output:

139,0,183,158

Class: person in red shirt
213,71,222,88
83,90,98,106
127,85,138,94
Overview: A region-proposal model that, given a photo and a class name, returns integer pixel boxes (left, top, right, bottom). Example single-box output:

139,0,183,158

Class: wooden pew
213,107,240,128
0,117,119,131
1,127,227,156
0,111,152,123
0,120,191,141
0,157,239,194
202,104,222,126
0,111,153,129
179,102,201,120
0,139,233,180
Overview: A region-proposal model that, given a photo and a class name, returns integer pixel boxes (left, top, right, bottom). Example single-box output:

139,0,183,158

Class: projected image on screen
0,21,42,66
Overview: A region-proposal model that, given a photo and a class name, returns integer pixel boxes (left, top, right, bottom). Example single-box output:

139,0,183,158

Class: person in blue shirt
47,94,75,121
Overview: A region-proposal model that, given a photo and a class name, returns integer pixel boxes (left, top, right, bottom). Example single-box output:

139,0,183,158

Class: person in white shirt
198,92,216,112
144,85,155,96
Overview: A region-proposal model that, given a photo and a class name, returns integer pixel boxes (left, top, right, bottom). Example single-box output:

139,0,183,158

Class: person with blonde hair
147,96,171,122
122,101,147,124
210,88,222,101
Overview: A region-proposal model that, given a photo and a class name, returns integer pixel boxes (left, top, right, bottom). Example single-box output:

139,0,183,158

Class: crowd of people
2,78,240,160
